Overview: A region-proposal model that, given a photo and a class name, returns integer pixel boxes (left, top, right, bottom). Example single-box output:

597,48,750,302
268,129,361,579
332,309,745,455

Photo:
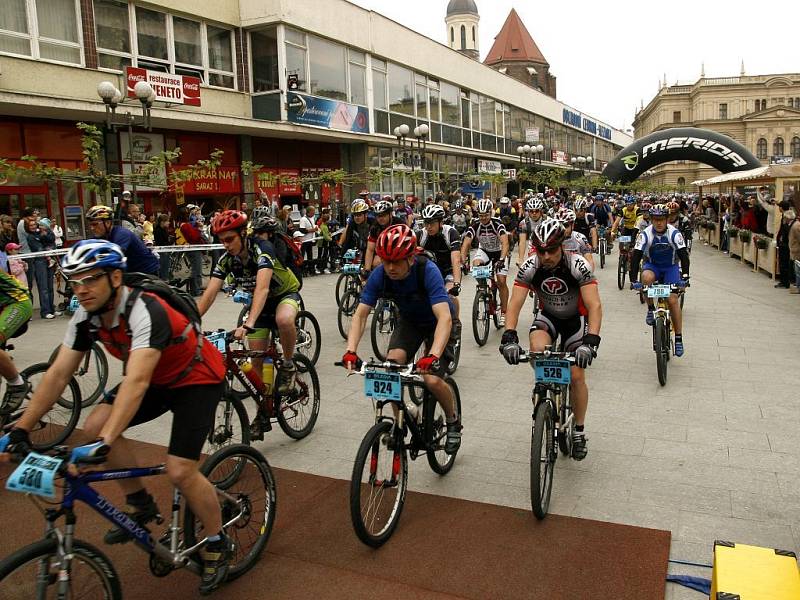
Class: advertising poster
287,92,369,133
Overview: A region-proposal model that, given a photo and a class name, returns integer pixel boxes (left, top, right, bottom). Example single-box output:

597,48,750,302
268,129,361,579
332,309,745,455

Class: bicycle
514,349,577,520
470,264,501,346
335,249,363,307
341,359,461,547
370,297,398,362
633,283,687,386
1,328,82,451
48,340,109,408
597,226,608,269
209,329,320,443
337,263,364,340
616,235,633,290
0,443,276,598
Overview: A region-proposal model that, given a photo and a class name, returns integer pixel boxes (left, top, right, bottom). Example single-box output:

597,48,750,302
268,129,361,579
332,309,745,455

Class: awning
692,163,800,186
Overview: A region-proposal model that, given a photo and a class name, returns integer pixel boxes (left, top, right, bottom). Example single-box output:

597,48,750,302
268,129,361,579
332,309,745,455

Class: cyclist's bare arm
460,235,473,265
243,268,272,330
518,232,528,263
450,250,462,285
345,302,372,354
364,241,377,271
14,347,86,433
500,234,509,263
99,348,160,445
429,302,452,358
197,276,224,315
579,284,603,336
503,284,529,332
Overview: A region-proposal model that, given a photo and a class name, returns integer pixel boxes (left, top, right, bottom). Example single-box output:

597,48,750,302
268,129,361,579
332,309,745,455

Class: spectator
176,206,204,296
276,207,291,234
154,213,172,280
788,209,800,294
776,208,794,289
298,206,317,274
6,243,27,287
142,213,155,244
0,215,17,248
25,215,58,319
316,212,332,274
756,187,777,237
124,203,144,239
739,196,759,231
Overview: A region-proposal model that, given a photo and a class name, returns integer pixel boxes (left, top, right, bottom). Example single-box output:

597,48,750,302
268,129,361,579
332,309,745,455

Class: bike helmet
86,205,114,221
252,215,279,233
640,202,653,213
556,208,577,225
351,199,369,214
595,193,605,201
60,240,127,276
454,200,463,209
499,196,510,205
374,199,393,215
625,195,635,205
574,199,588,211
375,224,417,261
211,209,247,234
532,218,566,251
667,201,680,214
422,204,446,222
650,203,668,217
477,198,493,214
526,198,544,211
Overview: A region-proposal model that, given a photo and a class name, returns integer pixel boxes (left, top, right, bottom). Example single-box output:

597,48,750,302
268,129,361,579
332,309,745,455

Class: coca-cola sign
126,67,201,107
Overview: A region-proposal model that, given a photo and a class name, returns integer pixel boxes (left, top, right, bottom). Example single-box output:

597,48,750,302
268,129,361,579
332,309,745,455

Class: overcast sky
348,0,799,134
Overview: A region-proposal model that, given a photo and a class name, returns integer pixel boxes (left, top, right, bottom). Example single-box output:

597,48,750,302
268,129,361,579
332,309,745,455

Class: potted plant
727,226,739,238
753,234,769,250
738,229,752,243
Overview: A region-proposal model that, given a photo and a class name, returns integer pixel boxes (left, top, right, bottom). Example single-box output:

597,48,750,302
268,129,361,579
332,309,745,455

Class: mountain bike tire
655,318,668,386
472,291,490,346
424,377,461,475
49,341,108,408
617,256,627,290
530,400,555,520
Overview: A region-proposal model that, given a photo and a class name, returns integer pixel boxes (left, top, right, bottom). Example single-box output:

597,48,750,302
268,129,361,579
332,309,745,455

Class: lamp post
394,123,428,197
97,80,155,208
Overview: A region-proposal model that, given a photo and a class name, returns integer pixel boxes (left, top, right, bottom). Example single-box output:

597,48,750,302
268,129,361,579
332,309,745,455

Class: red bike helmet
375,224,417,261
212,210,247,234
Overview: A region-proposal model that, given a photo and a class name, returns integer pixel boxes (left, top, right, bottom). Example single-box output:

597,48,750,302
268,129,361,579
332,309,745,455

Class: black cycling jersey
464,217,507,253
573,213,596,240
368,216,406,243
515,251,596,319
342,217,373,254
417,224,460,277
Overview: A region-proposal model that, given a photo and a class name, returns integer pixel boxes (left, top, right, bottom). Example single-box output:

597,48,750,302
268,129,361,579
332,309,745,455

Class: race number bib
534,359,571,385
365,371,402,402
6,452,63,498
471,265,492,279
648,285,671,298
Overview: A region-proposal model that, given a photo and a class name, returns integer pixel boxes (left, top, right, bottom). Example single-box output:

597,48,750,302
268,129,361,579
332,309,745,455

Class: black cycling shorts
530,312,587,352
102,382,223,460
388,316,455,377
252,292,302,331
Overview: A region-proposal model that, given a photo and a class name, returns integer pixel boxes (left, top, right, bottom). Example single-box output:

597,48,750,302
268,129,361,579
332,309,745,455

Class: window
429,80,440,122
472,26,475,42
94,0,130,70
673,111,681,123
479,95,495,134
450,27,454,44
677,177,686,192
791,137,800,159
719,103,727,120
0,0,81,64
285,28,307,92
388,62,413,115
460,25,466,50
173,17,201,67
416,82,428,120
136,7,167,62
440,81,460,125
207,25,234,88
372,59,387,110
250,27,278,92
756,138,767,160
773,137,784,156
348,48,366,106
308,35,347,101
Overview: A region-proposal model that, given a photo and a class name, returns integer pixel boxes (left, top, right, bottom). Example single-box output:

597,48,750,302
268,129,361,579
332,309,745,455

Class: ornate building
445,0,480,61
633,71,800,190
483,9,557,99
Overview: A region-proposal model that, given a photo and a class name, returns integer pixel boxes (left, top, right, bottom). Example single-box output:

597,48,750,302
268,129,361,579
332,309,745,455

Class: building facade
0,0,630,244
633,72,800,191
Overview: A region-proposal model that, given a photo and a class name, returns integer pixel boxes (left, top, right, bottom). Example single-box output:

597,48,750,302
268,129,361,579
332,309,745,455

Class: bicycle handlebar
334,360,422,379
518,351,576,364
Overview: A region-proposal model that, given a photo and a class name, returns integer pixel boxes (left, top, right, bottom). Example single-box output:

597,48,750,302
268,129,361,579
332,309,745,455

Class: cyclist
363,199,406,273
0,269,33,409
85,205,159,275
461,198,510,325
339,199,373,262
629,204,690,357
198,210,302,415
612,196,640,244
417,204,462,324
496,197,517,249
517,197,545,263
636,202,653,232
500,218,602,460
394,195,415,227
588,194,613,253
0,240,231,594
556,208,595,269
573,199,598,251
450,200,469,237
341,224,461,453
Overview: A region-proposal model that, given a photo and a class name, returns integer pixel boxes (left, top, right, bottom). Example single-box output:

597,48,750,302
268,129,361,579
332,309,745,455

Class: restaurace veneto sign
126,67,201,107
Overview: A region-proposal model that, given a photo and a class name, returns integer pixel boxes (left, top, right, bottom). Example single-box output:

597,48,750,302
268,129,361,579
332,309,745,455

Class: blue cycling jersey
107,225,159,274
634,224,686,267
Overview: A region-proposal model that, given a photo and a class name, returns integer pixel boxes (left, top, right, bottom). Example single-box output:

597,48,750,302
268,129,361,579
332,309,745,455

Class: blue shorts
643,263,681,284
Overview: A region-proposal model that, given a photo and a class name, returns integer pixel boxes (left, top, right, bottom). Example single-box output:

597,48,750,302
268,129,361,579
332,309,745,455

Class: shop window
250,27,279,93
388,62,414,115
756,138,767,160
773,137,784,156
308,35,347,101
0,0,81,65
792,137,800,159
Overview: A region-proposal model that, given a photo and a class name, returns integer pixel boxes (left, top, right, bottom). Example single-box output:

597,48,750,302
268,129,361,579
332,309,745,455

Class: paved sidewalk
11,244,800,599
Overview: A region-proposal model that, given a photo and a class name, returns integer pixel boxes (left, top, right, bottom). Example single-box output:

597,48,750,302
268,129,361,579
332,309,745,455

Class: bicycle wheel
424,377,461,475
530,400,555,520
491,288,501,329
276,355,320,439
599,241,606,269
471,291,490,346
203,392,250,456
445,329,461,375
370,299,396,362
617,256,626,290
679,290,685,310
17,363,82,450
335,273,347,306
184,444,276,581
337,290,360,340
0,537,122,599
295,310,321,367
49,342,108,408
350,420,407,548
655,318,668,386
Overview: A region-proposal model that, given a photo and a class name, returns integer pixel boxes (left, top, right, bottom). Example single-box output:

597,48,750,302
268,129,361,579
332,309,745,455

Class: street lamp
97,79,156,206
517,143,544,166
394,123,428,196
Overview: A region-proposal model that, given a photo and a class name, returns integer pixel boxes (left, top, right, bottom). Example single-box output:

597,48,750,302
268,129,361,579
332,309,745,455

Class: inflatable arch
602,127,761,184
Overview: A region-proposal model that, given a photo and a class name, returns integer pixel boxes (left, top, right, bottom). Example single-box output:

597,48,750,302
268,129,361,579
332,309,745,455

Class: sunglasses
67,272,107,288
218,234,239,244
537,245,561,256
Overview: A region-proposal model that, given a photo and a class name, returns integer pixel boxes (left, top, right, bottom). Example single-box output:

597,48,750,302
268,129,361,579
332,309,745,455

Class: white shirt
299,215,316,244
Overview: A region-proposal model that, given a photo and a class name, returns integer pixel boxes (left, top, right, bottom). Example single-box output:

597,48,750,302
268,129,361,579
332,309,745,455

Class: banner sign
119,132,164,163
175,166,241,195
126,67,201,106
525,127,540,143
562,108,612,140
254,169,301,196
287,92,369,133
502,168,517,180
770,155,793,165
477,159,502,174
552,150,568,165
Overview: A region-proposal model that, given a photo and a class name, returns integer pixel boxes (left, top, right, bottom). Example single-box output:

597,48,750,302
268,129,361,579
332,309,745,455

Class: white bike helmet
526,198,545,211
532,218,566,250
374,199,393,215
556,208,577,225
60,240,127,276
477,198,493,214
422,204,446,221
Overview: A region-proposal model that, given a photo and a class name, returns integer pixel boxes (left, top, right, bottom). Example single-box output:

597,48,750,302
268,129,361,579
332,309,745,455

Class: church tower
445,0,480,61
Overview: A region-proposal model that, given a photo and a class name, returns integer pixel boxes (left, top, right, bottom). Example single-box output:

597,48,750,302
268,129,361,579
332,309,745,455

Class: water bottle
240,361,265,394
261,359,274,396
404,400,419,422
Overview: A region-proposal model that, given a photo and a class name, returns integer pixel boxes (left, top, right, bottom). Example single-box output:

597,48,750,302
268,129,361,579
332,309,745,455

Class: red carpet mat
1,440,670,599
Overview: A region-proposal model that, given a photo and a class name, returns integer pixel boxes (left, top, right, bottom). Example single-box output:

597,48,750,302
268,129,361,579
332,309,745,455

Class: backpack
118,272,204,386
272,232,304,290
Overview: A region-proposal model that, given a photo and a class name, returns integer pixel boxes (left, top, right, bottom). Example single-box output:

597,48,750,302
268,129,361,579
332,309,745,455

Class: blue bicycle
0,443,276,598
